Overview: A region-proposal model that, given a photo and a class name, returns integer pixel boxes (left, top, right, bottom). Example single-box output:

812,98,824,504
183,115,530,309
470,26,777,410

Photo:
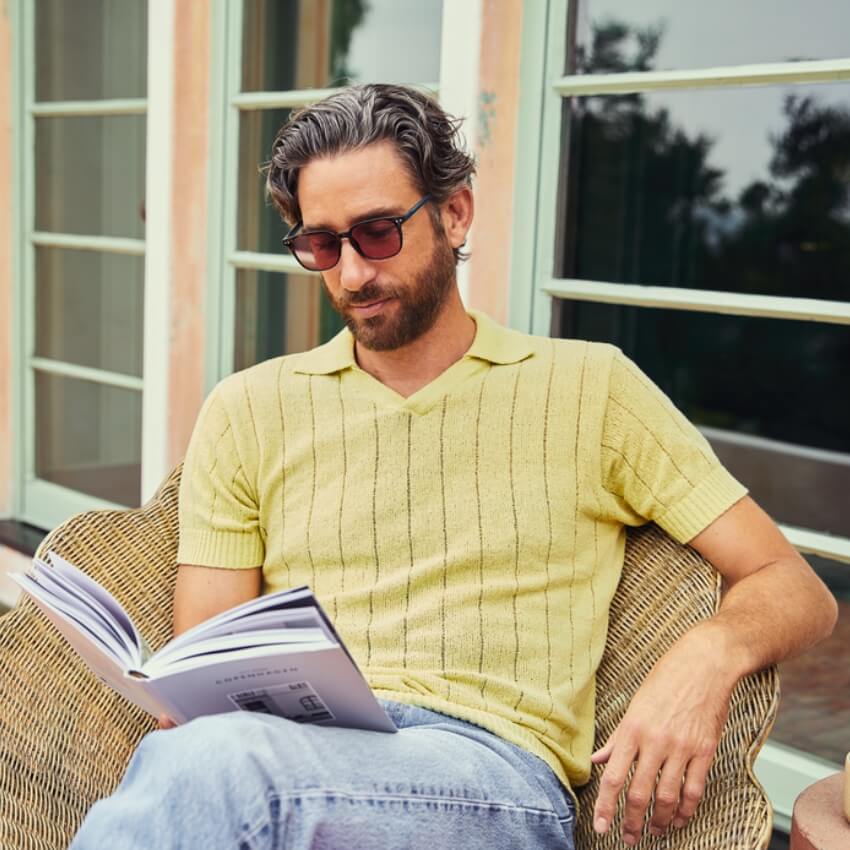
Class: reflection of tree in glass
715,95,850,301
570,21,850,299
575,18,664,75
565,21,850,453
330,0,369,85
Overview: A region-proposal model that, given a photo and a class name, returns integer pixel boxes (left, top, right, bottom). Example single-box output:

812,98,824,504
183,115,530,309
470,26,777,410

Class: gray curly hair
264,84,476,263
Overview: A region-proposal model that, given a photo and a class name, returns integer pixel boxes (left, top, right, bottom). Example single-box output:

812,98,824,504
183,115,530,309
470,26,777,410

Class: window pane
35,0,148,101
241,0,443,91
35,373,142,507
771,555,849,765
35,116,146,239
235,270,344,371
238,109,292,253
572,0,850,75
558,302,850,538
560,82,850,301
35,248,144,377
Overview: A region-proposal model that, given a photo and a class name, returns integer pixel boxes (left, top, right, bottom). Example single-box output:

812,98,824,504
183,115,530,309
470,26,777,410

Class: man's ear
440,186,474,251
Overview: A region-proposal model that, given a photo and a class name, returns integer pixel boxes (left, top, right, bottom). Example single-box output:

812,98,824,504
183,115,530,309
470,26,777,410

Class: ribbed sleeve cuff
177,529,265,569
657,466,748,544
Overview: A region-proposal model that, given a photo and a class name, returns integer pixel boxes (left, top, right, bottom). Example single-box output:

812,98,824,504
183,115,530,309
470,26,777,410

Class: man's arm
172,564,263,637
158,565,262,729
592,495,838,846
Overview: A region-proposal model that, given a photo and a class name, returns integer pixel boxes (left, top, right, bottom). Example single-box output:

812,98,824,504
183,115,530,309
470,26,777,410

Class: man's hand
591,625,734,845
157,714,178,730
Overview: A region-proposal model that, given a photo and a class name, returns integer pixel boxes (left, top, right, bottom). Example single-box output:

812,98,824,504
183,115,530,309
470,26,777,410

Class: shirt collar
291,326,356,375
292,309,534,376
464,309,535,365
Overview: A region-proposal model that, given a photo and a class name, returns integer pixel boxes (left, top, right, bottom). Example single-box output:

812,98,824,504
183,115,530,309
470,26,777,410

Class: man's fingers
592,738,636,835
590,730,617,764
672,752,712,827
157,714,177,730
619,751,665,846
647,756,688,836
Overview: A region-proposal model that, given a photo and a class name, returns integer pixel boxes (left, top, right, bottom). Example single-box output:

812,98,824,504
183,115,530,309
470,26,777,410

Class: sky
343,0,443,87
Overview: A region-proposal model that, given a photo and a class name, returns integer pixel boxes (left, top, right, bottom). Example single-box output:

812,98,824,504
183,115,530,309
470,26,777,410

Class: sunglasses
282,195,432,272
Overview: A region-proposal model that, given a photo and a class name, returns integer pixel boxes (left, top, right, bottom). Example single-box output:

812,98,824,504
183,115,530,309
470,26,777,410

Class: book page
10,571,136,667
165,585,319,649
10,573,132,690
158,606,326,660
31,560,139,665
48,552,150,660
145,627,329,672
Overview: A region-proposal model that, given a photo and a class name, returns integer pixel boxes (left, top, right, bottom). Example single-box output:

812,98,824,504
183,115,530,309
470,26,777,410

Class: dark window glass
772,555,850,766
35,0,148,101
235,270,345,371
572,1,850,75
35,116,147,239
558,302,850,538
35,248,144,377
238,108,292,254
559,82,850,301
35,373,142,507
241,0,442,92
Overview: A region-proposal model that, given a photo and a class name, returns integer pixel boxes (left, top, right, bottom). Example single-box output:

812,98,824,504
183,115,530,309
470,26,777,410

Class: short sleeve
177,383,265,568
600,350,747,543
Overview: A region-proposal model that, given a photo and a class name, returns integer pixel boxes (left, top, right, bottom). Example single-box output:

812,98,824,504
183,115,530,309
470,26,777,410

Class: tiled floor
770,598,850,766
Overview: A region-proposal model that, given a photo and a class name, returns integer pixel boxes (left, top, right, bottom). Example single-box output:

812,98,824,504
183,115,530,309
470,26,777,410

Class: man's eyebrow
302,205,406,232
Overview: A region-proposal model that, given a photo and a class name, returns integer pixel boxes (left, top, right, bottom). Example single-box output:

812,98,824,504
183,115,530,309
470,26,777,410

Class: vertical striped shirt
178,310,746,792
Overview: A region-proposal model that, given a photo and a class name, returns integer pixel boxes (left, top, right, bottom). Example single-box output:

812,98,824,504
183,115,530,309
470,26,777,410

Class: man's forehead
297,142,419,228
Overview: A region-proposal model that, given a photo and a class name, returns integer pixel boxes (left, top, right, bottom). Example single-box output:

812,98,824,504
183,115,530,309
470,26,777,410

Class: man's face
295,142,457,351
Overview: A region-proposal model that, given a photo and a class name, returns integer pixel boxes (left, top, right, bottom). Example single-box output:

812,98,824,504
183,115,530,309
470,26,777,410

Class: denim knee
133,712,285,794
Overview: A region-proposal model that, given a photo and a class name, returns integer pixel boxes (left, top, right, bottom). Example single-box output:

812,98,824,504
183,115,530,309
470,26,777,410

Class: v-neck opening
346,355,488,415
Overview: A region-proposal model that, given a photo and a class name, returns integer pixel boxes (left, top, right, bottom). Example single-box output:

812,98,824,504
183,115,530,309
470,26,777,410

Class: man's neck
354,294,476,398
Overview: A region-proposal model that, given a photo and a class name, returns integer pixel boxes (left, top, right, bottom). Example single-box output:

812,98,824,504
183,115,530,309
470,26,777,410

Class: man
71,84,837,849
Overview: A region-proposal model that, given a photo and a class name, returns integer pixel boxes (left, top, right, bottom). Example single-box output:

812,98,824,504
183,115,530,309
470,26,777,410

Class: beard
322,231,457,352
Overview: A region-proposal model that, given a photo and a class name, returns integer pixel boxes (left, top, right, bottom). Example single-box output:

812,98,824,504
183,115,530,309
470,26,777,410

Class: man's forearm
704,554,838,680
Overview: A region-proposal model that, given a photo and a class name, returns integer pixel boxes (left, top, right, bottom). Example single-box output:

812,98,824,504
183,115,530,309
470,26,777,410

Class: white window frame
512,0,850,827
206,0,479,389
12,0,173,527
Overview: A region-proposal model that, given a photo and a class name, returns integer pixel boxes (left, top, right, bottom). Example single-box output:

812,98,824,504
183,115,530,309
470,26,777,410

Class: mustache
338,283,398,307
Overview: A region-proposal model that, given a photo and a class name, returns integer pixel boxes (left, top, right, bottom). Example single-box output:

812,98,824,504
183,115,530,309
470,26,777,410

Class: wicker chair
0,465,778,850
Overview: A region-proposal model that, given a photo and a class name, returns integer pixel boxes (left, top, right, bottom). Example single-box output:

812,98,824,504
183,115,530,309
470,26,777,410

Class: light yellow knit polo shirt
177,310,746,793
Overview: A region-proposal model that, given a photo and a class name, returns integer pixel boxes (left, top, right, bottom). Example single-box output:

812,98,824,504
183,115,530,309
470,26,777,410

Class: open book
10,553,396,733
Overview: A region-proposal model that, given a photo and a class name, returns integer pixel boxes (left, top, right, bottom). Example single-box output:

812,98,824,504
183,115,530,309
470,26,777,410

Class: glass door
21,0,148,526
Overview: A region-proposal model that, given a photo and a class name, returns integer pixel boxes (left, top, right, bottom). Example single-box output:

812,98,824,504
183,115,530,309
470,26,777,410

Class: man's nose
338,239,376,292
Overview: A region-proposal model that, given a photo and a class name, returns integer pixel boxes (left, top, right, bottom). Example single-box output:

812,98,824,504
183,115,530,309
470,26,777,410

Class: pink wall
0,1,14,516
167,0,211,469
467,0,524,325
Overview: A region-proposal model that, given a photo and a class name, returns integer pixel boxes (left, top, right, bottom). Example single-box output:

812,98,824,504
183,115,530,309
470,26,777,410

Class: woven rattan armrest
0,468,181,850
0,465,778,849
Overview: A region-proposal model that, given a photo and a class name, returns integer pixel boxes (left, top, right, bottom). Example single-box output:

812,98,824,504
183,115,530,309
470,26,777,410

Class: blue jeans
70,700,575,849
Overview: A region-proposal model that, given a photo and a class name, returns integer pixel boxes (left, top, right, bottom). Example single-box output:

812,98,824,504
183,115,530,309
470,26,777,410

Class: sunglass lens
292,232,340,271
351,219,401,259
